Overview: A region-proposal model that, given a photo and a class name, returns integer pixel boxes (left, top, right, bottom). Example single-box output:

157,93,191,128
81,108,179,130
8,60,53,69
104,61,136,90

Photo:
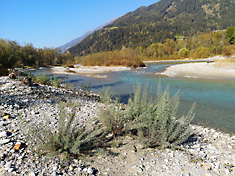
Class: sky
0,0,158,48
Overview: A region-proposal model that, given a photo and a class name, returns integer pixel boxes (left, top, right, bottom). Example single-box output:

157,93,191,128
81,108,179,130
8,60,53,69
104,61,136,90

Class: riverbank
159,62,235,79
0,76,234,175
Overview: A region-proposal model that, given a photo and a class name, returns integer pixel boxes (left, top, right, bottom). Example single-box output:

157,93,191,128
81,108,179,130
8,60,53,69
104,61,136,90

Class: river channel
31,61,235,134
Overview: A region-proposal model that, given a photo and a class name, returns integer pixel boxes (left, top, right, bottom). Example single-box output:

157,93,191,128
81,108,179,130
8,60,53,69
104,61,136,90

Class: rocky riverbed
0,76,234,176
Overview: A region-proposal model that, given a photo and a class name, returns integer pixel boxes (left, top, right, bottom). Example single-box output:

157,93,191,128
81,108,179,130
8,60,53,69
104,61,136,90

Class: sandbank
50,66,131,77
159,62,235,79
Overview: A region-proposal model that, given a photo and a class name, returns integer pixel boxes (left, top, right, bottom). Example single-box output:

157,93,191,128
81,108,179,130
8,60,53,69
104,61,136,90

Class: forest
1,27,235,75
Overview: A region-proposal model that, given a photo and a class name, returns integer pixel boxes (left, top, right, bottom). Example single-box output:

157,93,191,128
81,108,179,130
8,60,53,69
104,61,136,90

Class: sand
159,62,235,79
50,66,131,78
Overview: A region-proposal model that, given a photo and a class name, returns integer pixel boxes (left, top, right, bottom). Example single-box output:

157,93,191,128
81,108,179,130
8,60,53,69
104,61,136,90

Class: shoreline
0,76,234,175
158,62,235,79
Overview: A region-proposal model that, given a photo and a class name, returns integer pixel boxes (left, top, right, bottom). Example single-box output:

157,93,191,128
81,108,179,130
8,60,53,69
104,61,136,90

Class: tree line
142,27,235,60
0,39,75,75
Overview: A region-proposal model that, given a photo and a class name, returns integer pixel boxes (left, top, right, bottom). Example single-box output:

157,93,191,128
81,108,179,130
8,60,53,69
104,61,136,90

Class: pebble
0,139,10,145
87,167,95,174
0,131,7,138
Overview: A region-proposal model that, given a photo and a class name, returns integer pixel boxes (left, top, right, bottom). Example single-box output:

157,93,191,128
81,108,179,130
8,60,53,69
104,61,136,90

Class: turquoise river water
32,62,235,134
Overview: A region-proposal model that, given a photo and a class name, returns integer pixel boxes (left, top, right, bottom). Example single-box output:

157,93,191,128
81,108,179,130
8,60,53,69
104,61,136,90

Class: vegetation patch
100,84,195,149
125,84,195,148
28,74,62,87
81,48,145,68
28,102,107,157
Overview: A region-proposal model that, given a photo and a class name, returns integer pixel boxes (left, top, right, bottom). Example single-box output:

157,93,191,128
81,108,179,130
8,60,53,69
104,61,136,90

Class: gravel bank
51,66,131,75
0,76,234,175
159,62,235,79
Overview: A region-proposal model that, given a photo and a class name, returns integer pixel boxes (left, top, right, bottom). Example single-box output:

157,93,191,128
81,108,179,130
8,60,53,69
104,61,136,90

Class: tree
226,27,235,45
0,40,20,68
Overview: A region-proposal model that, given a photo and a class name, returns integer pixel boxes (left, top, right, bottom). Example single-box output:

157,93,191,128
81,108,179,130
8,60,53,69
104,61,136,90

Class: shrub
99,100,127,141
100,86,114,104
34,74,52,85
52,76,62,88
223,46,234,56
28,74,62,87
194,46,211,59
126,84,195,149
177,48,189,59
28,102,106,157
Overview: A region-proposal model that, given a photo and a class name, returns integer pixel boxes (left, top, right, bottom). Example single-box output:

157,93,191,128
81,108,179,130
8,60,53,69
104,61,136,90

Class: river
31,62,235,134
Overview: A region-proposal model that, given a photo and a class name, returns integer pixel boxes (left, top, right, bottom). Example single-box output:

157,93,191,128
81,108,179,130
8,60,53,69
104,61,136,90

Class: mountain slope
58,18,117,53
69,0,235,56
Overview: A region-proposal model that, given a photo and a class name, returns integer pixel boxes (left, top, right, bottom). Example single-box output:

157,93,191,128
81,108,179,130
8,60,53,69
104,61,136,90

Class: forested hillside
69,0,235,56
78,27,235,66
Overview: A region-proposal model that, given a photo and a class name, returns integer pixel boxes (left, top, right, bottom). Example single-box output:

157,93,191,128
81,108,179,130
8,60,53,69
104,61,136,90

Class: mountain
58,18,118,53
68,0,235,56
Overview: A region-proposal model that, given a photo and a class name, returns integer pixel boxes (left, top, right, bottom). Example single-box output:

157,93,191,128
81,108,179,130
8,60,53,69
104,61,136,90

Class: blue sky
0,0,158,48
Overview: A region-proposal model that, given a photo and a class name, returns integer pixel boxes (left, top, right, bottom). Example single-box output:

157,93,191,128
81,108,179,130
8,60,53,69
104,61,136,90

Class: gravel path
0,76,234,175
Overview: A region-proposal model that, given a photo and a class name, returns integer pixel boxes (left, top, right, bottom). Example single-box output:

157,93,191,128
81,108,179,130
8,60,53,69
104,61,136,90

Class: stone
8,167,15,173
29,172,36,176
87,167,95,174
202,163,212,170
0,139,10,145
69,165,73,171
4,161,12,170
3,115,10,120
13,142,21,150
0,131,7,138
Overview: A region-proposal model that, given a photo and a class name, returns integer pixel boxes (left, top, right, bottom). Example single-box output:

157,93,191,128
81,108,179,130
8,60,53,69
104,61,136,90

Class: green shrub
34,74,52,85
28,74,62,87
53,76,62,88
100,86,114,104
126,84,195,149
29,102,106,156
99,83,195,149
99,100,127,141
